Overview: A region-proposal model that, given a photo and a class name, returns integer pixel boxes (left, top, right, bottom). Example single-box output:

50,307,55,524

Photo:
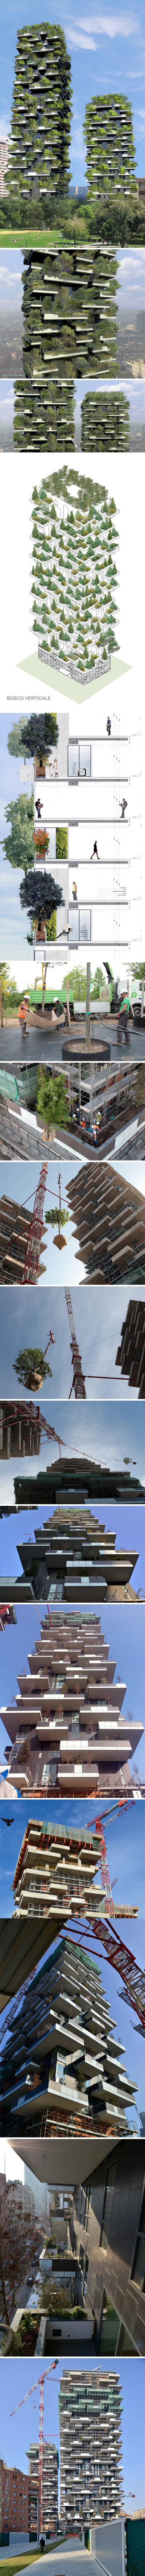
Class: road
0,1022,145,1065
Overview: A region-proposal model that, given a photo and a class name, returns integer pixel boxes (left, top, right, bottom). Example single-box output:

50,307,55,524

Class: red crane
65,1286,86,1400
10,2364,59,2536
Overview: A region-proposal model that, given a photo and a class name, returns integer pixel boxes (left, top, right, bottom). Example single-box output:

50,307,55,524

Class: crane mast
65,1286,86,1399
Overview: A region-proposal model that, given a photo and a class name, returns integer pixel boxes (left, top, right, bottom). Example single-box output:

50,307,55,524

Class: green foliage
45,1205,68,1226
37,1069,70,1130
13,1348,52,1385
56,826,68,864
2,793,34,874
0,962,24,1011
20,870,64,929
7,713,58,760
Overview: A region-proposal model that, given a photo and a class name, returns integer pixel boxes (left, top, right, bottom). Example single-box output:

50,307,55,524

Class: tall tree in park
2,794,34,874
7,713,58,762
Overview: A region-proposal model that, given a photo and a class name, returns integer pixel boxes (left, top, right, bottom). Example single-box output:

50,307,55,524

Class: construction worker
18,995,29,1032
117,980,134,1047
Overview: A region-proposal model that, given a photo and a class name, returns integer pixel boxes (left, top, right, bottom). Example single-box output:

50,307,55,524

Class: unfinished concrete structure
67,1162,145,1282
0,1399,41,1460
116,1298,145,1397
11,1818,112,1921
3,1605,143,1798
12,1454,144,1507
0,1934,135,2138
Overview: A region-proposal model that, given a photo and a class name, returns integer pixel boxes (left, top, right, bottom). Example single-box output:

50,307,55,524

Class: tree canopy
2,794,34,874
7,713,58,760
13,1347,52,1386
37,1068,71,1130
20,870,65,928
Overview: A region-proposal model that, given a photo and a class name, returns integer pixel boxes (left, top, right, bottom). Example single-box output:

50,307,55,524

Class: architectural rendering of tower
6,24,72,206
14,379,75,451
19,246,118,376
28,2446,58,2538
3,1604,143,1796
81,390,130,451
84,95,137,202
67,1162,145,1282
59,2368,124,2527
31,467,119,682
0,1933,135,2136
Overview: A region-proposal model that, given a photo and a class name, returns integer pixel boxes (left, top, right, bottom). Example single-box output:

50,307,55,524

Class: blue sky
0,2355,144,2511
0,1590,144,1775
0,0,145,178
0,1397,145,1507
1,1278,145,1400
0,1779,145,1908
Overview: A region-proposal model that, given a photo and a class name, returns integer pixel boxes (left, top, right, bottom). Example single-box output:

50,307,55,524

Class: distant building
0,137,9,197
0,2457,39,2541
28,2443,58,2537
84,95,137,201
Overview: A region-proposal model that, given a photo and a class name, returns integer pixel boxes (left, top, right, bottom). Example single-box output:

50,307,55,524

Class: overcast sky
1,1277,145,1401
0,1394,145,1506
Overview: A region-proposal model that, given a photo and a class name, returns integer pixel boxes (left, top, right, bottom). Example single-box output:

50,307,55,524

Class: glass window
79,744,91,778
100,2163,116,2251
68,743,79,781
132,2188,145,2291
79,908,91,943
69,907,79,945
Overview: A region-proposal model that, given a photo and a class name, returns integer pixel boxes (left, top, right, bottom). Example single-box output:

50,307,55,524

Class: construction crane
78,1909,145,2032
10,2365,59,2536
65,1287,86,1400
22,1163,48,1283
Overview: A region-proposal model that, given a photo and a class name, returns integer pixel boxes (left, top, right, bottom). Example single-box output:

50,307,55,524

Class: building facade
0,1933,135,2138
0,1187,47,1284
6,26,72,204
81,391,130,451
84,95,137,199
12,1456,144,1507
32,467,118,681
58,2368,124,2528
4,1603,143,1798
0,2458,38,2541
67,1163,145,1283
116,1299,145,1397
0,137,9,197
69,2143,145,2357
0,1399,41,1457
28,2443,58,2537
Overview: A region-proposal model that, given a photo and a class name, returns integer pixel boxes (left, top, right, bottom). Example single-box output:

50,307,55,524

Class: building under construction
0,1164,48,1285
0,1400,41,1459
0,1932,135,2138
11,1816,138,1923
116,1298,145,1397
67,1162,145,1283
3,1605,143,1798
28,2445,58,2539
12,1454,144,1507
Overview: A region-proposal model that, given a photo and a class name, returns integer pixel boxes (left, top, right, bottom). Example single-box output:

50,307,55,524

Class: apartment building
67,1163,145,1283
116,1299,145,1396
84,95,137,200
4,1604,143,1798
59,2368,124,2527
28,2444,58,2537
6,25,72,202
0,1933,135,2138
81,391,130,450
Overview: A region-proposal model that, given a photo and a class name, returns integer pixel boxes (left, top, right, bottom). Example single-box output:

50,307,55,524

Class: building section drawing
32,716,142,964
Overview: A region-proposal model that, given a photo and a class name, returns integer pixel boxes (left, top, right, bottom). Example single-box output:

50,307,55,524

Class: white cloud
66,7,138,34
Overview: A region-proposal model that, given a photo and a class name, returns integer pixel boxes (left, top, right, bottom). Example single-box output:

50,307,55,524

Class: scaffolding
22,1162,48,1282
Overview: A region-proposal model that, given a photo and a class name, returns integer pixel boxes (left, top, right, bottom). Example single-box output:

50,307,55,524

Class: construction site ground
0,1022,145,1065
